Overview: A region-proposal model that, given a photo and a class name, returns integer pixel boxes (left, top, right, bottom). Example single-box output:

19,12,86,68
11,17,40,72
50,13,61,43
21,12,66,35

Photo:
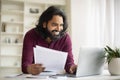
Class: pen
43,71,52,72
16,73,23,76
49,75,58,79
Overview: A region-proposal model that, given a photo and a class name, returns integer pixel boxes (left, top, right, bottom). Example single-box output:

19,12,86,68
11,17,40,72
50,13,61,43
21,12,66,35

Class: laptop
66,46,105,77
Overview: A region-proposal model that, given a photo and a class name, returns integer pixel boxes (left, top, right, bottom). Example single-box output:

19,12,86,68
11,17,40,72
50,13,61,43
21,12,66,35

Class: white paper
34,45,68,73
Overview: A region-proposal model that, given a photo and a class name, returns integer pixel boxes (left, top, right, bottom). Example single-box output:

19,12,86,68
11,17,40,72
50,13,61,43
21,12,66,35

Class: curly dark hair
36,6,68,40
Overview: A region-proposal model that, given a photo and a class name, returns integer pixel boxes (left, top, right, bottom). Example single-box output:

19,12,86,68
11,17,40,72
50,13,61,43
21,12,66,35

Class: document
34,45,68,73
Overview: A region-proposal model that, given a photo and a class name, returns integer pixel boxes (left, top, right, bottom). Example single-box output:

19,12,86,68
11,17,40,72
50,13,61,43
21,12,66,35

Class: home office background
0,0,120,77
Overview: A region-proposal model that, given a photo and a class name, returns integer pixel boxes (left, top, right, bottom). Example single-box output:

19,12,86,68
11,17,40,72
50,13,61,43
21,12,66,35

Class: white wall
114,0,120,47
71,0,87,63
70,0,120,63
70,0,94,63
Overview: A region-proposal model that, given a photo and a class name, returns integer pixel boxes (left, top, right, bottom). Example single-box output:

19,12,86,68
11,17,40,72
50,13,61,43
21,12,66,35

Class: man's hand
27,64,45,75
69,65,77,74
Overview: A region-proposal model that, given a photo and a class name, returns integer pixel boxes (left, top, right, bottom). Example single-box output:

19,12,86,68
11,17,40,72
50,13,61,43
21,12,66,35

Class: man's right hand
27,64,45,75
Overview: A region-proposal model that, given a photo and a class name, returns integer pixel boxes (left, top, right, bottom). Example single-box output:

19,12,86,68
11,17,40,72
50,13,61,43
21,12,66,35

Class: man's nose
56,26,61,31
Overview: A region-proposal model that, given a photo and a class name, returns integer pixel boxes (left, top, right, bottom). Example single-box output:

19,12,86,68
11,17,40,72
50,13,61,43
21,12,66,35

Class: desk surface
1,70,120,80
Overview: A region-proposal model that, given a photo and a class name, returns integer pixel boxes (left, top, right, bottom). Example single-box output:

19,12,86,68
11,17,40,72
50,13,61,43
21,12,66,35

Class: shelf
2,0,24,3
1,43,23,46
0,54,21,57
0,66,20,69
1,21,23,24
1,32,23,35
1,10,24,15
25,13,40,18
25,0,66,5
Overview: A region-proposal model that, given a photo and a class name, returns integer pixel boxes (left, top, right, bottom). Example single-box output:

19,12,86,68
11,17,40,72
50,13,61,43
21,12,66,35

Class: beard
44,28,62,41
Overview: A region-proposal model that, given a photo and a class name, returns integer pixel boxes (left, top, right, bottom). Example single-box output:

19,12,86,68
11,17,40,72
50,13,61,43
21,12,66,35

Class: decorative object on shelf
14,61,20,67
15,39,18,43
29,8,39,13
104,45,120,75
5,37,11,43
2,22,6,32
10,18,14,22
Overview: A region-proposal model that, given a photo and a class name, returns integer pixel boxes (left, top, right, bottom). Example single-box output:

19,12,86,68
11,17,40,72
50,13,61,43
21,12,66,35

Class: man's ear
43,22,46,28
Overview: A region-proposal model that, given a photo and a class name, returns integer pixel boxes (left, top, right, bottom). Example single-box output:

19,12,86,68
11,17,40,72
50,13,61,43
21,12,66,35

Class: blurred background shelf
0,0,70,76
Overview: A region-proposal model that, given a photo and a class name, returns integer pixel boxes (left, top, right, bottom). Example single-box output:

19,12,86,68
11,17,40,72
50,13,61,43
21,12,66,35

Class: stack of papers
34,45,68,74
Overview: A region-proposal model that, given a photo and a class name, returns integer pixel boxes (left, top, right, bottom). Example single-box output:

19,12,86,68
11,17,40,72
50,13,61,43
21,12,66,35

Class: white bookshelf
0,0,70,76
0,0,1,76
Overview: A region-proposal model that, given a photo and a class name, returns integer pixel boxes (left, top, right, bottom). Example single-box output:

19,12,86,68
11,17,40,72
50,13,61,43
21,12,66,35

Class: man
22,6,77,75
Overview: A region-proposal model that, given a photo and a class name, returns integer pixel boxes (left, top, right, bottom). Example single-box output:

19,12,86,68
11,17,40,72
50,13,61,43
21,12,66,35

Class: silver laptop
66,46,105,77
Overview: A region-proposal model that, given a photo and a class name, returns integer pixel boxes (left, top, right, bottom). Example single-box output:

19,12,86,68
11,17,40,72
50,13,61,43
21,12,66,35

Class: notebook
66,46,105,77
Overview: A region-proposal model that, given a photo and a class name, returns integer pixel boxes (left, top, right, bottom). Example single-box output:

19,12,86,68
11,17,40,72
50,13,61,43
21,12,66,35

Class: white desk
1,70,120,80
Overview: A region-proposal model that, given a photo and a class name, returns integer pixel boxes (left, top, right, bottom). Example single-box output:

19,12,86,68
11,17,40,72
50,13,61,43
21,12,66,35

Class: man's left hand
69,65,77,74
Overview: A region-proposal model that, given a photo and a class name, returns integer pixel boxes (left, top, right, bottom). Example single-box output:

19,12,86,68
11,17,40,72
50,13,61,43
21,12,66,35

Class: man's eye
60,24,63,26
52,24,57,26
52,23,57,26
52,23,63,27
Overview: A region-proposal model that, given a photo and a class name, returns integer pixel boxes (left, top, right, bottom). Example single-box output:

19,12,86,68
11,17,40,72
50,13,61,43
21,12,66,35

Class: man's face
43,15,64,40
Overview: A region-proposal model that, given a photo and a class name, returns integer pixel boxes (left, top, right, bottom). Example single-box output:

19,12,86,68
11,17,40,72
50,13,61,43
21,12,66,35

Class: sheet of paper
5,73,67,79
5,73,49,79
34,45,68,73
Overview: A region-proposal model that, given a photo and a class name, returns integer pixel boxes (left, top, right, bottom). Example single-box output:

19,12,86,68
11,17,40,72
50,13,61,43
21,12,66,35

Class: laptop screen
76,46,105,77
